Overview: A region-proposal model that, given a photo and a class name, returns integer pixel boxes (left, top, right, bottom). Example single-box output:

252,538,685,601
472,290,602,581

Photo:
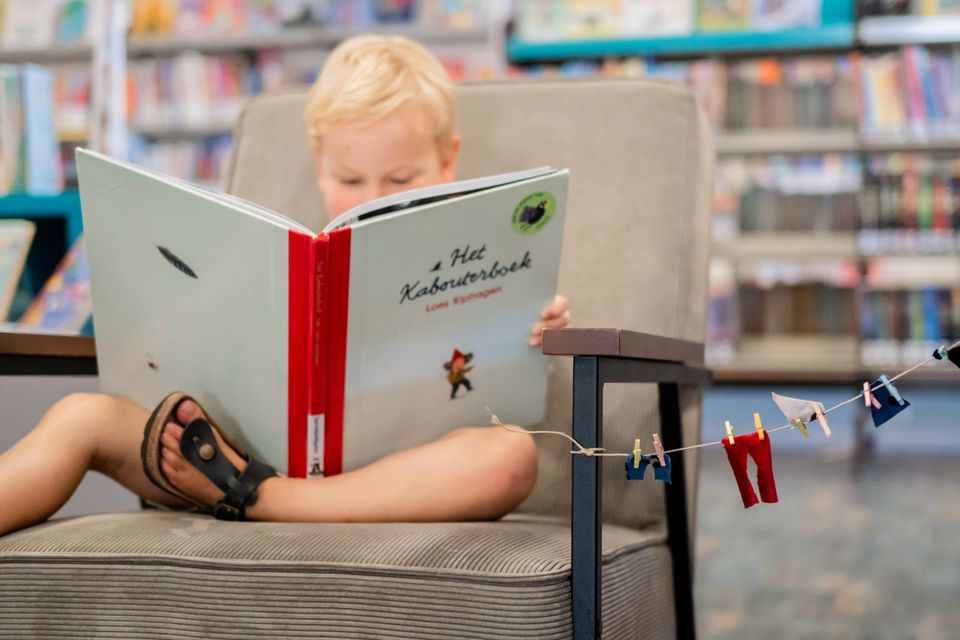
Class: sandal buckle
213,502,241,521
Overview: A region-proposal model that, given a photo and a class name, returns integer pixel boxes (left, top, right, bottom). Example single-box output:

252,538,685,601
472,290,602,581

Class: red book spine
324,227,352,477
287,230,312,478
309,235,329,477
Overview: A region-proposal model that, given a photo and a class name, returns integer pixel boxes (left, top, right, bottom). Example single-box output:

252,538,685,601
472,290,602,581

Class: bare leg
161,400,539,523
0,393,190,536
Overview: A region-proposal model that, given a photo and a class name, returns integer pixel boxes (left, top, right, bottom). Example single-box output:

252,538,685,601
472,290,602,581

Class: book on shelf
16,234,92,333
0,64,63,195
0,0,102,49
854,45,960,142
861,286,960,366
699,0,820,32
714,155,860,238
919,0,960,15
859,153,960,254
77,149,568,479
0,218,33,320
858,0,910,16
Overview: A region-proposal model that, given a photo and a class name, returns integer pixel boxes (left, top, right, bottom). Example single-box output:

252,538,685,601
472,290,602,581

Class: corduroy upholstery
0,79,713,639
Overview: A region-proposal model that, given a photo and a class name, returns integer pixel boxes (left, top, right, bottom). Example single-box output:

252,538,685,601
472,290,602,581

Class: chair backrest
225,78,714,530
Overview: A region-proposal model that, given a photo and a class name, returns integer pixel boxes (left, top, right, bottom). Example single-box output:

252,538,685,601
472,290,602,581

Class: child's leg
0,393,189,536
161,400,539,523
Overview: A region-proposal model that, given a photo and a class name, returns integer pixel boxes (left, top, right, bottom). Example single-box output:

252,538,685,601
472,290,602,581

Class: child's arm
529,294,571,347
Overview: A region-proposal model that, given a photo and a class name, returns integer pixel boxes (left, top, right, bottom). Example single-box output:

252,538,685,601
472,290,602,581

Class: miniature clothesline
489,339,960,458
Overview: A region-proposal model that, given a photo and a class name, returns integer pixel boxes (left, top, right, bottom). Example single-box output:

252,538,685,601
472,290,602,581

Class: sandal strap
217,459,277,521
180,418,277,521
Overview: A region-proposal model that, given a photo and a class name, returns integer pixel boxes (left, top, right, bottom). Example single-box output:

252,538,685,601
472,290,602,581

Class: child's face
314,104,460,220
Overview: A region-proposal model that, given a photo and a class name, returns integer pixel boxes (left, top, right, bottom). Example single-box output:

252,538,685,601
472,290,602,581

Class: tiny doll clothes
721,431,778,509
625,453,672,484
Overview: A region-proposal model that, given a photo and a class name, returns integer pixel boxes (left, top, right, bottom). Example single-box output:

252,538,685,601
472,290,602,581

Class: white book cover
78,149,568,478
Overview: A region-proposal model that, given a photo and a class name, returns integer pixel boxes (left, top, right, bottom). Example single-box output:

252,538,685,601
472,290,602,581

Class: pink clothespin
862,382,881,409
812,403,831,438
652,434,666,466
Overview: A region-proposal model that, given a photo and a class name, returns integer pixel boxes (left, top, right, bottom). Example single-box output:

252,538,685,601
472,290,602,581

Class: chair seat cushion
0,511,675,639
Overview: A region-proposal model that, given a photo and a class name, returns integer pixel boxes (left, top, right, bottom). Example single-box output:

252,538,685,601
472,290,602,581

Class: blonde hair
305,35,456,153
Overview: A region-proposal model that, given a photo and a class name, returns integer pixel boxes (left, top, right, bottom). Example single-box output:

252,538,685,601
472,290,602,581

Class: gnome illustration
443,349,475,399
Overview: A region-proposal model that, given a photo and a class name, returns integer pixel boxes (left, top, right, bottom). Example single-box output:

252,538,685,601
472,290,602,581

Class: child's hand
529,294,571,347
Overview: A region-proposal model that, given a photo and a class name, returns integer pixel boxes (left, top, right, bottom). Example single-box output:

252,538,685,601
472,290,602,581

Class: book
77,149,568,479
0,218,34,320
17,234,92,333
0,0,56,49
0,64,63,195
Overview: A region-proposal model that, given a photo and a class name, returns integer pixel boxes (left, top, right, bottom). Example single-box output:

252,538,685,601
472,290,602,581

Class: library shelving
508,0,960,383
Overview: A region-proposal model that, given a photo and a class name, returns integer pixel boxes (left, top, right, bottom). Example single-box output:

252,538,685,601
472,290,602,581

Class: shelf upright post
90,0,129,160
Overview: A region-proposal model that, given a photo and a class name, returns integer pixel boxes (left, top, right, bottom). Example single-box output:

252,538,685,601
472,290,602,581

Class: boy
0,35,570,535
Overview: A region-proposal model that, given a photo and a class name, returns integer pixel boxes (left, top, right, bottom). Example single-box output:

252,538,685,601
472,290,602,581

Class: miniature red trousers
721,431,778,509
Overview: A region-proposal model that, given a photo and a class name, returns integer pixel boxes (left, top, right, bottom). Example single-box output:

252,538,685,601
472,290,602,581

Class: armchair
0,78,713,639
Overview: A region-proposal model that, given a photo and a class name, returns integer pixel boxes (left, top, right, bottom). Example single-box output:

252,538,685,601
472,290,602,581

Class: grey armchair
0,78,713,639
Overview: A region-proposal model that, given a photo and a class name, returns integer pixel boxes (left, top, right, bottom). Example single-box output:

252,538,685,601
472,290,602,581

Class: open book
77,149,569,478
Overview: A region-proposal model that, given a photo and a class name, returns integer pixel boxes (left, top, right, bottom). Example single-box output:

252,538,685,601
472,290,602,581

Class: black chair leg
571,356,602,640
659,382,696,640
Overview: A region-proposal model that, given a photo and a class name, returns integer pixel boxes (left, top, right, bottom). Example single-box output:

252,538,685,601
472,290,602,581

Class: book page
322,166,554,233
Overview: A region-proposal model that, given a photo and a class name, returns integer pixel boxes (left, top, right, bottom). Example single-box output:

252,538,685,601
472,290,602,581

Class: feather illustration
156,245,198,279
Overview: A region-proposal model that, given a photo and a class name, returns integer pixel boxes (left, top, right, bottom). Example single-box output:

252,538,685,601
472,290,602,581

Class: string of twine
490,340,960,458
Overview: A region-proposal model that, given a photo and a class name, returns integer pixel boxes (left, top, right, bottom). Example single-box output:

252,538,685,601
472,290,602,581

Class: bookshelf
0,1,507,188
508,0,960,383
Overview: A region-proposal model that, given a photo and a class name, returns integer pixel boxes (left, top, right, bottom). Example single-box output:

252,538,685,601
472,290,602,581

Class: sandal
141,392,277,521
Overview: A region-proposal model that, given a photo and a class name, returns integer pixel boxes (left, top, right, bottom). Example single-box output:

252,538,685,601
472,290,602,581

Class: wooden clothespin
862,381,881,409
633,438,642,468
812,403,831,438
753,412,765,440
792,418,809,439
879,374,904,405
652,434,666,466
724,420,736,445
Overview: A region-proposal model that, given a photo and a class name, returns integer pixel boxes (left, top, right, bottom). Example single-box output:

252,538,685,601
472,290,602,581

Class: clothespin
879,375,904,406
932,344,960,369
792,418,809,439
753,412,764,441
652,434,666,466
812,403,831,438
633,439,642,469
724,420,736,445
868,375,912,427
862,382,881,409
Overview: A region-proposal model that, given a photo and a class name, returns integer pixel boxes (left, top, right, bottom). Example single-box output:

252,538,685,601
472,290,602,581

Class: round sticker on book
512,192,556,235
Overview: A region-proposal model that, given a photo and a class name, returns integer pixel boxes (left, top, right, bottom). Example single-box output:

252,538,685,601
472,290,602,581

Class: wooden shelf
128,25,489,56
859,15,960,47
859,137,960,153
712,233,859,259
717,129,960,155
716,129,859,155
132,122,234,140
0,43,93,63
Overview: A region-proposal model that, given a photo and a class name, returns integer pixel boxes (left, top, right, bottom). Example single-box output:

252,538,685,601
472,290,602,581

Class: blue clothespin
933,344,960,370
880,375,904,405
870,376,911,427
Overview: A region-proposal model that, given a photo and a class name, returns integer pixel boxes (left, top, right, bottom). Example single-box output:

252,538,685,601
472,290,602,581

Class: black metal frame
570,355,708,640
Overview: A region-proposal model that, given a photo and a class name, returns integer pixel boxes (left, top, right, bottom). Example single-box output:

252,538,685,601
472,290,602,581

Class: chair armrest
541,328,704,365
